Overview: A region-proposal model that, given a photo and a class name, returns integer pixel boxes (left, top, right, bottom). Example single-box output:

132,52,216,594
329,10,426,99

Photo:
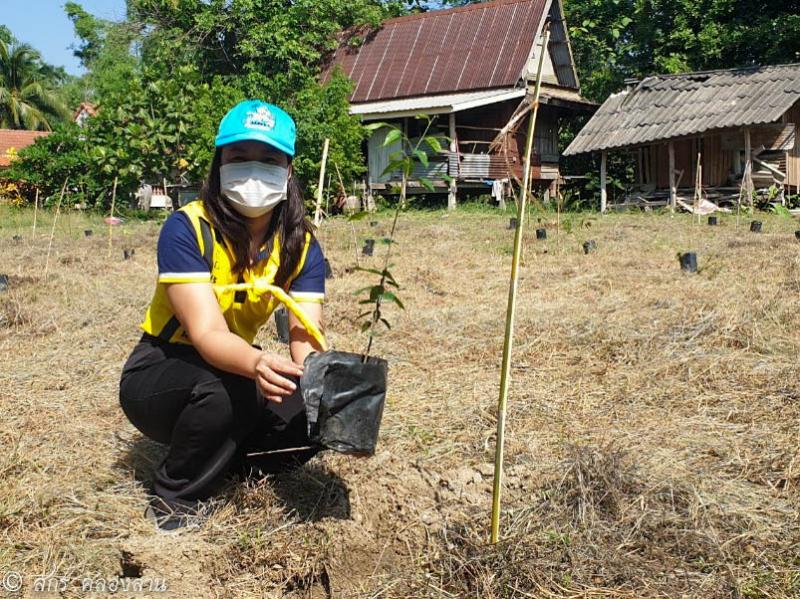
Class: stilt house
564,64,800,211
322,0,593,208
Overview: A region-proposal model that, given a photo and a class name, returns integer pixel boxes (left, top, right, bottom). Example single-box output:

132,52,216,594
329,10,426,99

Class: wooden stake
669,141,676,213
694,152,702,225
490,27,549,545
600,150,608,213
32,188,39,239
108,177,118,257
44,180,68,280
314,138,330,227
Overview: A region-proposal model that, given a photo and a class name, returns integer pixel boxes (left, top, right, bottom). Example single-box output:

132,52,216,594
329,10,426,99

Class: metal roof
323,0,550,103
350,87,527,120
564,63,800,155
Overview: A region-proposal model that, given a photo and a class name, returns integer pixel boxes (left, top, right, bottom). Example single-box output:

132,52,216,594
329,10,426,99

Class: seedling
750,220,762,233
84,229,93,237
583,240,597,254
355,115,448,361
536,228,547,240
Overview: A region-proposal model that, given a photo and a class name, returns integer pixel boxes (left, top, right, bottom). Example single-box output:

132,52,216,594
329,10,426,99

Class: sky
1,0,127,76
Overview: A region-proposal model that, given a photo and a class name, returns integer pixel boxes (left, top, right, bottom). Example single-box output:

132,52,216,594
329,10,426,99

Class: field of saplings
1,207,799,597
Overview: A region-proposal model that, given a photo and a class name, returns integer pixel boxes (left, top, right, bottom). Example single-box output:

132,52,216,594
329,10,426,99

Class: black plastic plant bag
301,350,388,455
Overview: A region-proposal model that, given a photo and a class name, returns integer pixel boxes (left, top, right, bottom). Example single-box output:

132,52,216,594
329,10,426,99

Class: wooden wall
641,134,736,188
781,100,800,188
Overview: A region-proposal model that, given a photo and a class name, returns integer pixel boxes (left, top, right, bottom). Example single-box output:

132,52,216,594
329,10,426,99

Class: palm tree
0,42,69,131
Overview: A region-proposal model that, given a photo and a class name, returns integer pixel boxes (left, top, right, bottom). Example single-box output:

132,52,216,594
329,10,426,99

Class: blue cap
215,100,296,157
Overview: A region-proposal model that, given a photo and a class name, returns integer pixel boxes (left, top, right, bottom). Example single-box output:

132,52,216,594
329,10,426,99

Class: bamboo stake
44,180,68,281
31,188,39,239
314,138,330,227
107,177,118,258
490,27,549,545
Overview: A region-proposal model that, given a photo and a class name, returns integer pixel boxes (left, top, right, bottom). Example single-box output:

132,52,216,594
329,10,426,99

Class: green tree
563,0,800,102
65,2,138,102
4,122,102,205
0,41,69,130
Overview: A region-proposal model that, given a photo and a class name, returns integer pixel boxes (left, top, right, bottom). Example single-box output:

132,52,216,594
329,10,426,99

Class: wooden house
323,0,593,208
564,64,800,211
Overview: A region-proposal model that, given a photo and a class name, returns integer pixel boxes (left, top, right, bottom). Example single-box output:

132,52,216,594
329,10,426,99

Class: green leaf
380,318,392,330
382,128,402,147
380,292,405,309
365,121,390,131
419,177,435,192
354,266,386,277
361,321,373,332
378,238,395,245
425,136,443,153
413,149,429,167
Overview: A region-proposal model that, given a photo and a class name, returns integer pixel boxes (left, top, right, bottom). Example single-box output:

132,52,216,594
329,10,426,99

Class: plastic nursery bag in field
301,350,388,455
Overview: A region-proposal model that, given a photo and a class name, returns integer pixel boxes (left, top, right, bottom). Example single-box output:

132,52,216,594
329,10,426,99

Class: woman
119,100,326,531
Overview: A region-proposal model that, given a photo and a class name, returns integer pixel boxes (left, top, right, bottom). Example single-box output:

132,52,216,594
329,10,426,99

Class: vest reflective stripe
140,200,312,345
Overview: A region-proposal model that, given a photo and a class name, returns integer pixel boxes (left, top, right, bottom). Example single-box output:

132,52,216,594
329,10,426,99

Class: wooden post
32,188,39,238
490,27,549,545
693,152,701,224
314,138,330,227
744,127,752,207
448,112,457,211
600,150,608,213
108,177,118,258
668,141,676,213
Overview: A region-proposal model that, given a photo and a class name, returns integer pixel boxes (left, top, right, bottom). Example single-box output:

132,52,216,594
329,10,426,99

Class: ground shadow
237,457,351,522
115,435,350,522
114,434,167,490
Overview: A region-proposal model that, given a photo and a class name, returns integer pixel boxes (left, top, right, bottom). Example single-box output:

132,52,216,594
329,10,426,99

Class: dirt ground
1,207,799,598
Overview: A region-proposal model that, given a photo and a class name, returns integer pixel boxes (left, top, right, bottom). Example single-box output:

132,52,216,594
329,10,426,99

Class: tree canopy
0,41,70,130
4,0,800,207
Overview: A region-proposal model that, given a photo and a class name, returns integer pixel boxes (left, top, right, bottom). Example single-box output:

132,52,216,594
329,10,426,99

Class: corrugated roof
350,87,527,120
323,0,550,103
0,129,48,167
564,63,800,155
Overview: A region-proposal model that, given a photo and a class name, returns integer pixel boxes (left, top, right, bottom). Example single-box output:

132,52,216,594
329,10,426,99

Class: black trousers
119,334,319,501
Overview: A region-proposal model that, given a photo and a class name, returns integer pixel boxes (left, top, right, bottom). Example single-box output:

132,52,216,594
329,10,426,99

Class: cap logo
244,106,275,132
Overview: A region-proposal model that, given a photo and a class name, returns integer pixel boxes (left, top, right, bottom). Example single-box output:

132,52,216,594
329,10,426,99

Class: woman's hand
254,352,304,403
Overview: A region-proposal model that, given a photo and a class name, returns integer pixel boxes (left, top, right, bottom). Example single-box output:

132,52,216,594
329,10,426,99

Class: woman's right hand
254,352,304,403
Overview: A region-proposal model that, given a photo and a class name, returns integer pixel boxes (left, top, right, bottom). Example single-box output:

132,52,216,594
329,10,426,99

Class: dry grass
1,205,799,598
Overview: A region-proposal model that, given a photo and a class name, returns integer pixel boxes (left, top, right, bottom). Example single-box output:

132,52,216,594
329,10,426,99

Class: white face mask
219,161,289,218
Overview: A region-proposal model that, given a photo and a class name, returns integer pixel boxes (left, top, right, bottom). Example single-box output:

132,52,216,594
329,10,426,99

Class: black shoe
144,495,214,532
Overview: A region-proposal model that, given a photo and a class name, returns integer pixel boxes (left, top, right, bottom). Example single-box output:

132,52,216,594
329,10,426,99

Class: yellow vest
140,200,312,345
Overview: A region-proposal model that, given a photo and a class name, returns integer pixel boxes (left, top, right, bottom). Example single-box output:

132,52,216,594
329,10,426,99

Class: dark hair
201,148,313,288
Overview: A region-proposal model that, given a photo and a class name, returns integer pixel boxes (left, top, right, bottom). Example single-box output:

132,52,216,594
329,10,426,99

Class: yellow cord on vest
213,279,329,351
